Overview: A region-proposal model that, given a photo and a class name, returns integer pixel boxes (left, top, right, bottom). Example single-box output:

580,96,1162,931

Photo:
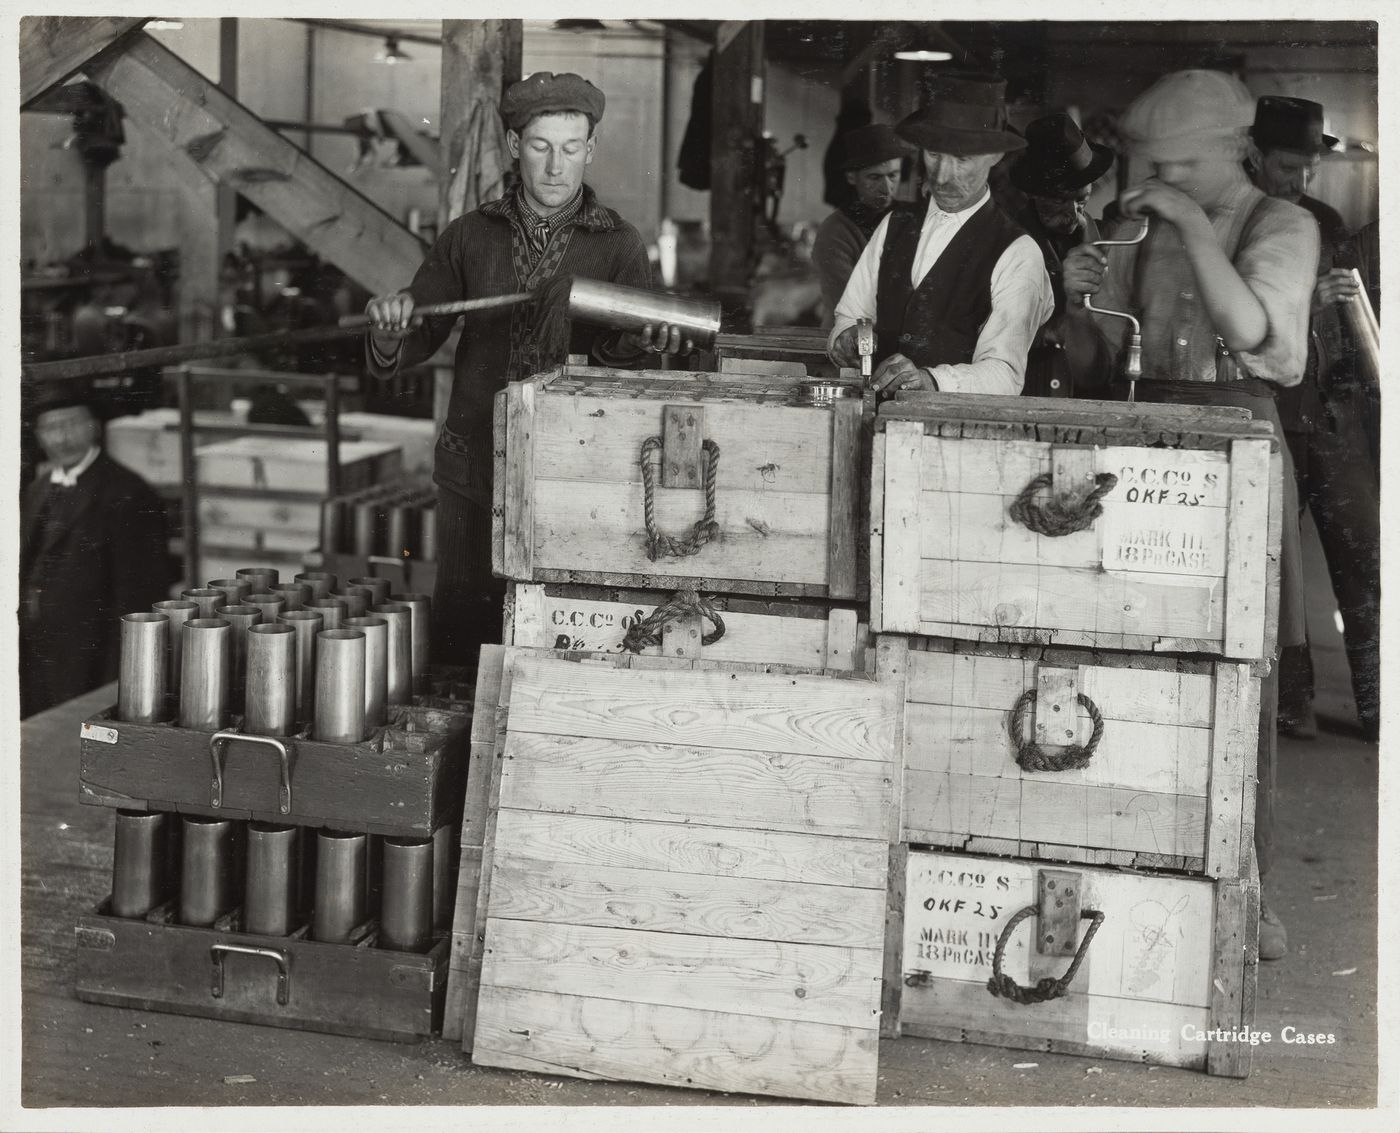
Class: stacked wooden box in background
871,394,1280,1077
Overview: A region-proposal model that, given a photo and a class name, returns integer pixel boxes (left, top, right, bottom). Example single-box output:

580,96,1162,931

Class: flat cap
500,71,605,131
1121,69,1255,163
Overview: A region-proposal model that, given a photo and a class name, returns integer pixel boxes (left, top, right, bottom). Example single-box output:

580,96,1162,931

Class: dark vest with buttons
875,197,1026,368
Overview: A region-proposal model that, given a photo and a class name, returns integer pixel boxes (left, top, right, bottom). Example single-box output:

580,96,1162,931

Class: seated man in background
1248,95,1379,744
19,378,173,717
828,72,1052,397
811,124,907,326
1009,112,1116,398
1063,69,1319,962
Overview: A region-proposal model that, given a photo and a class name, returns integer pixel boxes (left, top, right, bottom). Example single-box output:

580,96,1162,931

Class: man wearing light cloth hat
811,124,908,324
1063,70,1318,962
363,72,690,667
1010,112,1115,397
827,73,1053,395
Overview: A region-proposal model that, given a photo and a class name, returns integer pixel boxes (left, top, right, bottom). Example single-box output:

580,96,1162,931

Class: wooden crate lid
533,363,811,405
877,392,1277,450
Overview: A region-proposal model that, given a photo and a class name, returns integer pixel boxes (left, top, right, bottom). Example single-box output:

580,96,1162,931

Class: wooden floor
16,518,1379,1112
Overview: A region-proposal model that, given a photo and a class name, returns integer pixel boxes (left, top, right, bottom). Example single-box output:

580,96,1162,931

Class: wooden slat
876,420,924,632
1206,877,1252,1077
489,856,885,948
501,381,536,579
491,388,508,576
1261,450,1285,662
868,433,886,634
661,404,704,489
1204,663,1258,879
499,732,893,839
473,986,877,1105
84,33,424,295
1034,667,1080,748
824,608,860,671
530,479,830,584
880,842,907,1040
918,560,1223,642
875,635,910,843
1051,445,1097,498
489,809,887,890
20,16,147,108
506,655,896,762
1221,438,1273,659
480,918,881,1030
826,397,862,599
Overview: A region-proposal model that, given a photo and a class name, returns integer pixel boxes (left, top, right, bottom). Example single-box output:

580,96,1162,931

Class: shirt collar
926,188,991,226
49,446,100,488
516,187,583,231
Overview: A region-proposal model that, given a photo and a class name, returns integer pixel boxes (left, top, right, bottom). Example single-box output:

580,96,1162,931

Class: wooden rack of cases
74,668,474,1042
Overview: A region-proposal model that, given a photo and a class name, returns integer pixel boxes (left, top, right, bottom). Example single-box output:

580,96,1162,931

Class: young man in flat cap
1249,95,1378,745
827,73,1053,396
1010,112,1116,397
1063,70,1319,961
20,379,173,717
811,124,907,325
363,72,689,666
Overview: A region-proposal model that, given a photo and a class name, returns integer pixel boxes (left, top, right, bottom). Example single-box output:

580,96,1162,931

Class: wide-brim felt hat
895,72,1026,157
1250,95,1339,155
1011,112,1115,195
24,376,100,426
501,71,605,131
840,124,909,172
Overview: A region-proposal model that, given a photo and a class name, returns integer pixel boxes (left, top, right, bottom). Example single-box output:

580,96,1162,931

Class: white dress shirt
48,445,101,487
828,189,1053,395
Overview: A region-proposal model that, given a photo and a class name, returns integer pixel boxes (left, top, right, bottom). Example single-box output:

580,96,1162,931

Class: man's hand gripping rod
1082,218,1150,402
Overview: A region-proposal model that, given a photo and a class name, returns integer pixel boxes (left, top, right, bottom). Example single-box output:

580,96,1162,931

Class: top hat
894,72,1026,157
1250,95,1339,155
500,72,605,131
1010,113,1115,196
840,124,909,172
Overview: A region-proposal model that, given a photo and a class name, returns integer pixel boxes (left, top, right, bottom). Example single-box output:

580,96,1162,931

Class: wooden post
708,21,765,331
217,19,239,273
438,19,522,232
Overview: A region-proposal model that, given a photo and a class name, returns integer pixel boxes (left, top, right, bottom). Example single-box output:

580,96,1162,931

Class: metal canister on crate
111,809,168,918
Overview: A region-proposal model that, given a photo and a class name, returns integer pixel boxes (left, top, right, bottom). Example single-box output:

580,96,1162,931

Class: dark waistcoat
875,197,1024,368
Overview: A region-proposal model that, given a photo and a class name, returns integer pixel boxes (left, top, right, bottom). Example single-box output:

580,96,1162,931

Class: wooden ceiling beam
83,32,425,296
20,16,148,109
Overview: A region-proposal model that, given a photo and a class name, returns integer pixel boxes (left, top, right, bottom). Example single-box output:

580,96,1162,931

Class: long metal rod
22,292,532,383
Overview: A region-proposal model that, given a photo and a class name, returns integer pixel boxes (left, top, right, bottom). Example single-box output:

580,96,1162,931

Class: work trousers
1278,385,1381,735
431,482,508,670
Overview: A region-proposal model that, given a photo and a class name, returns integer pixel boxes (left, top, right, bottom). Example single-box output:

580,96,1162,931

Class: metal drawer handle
986,905,1105,1005
209,730,293,814
210,943,292,1006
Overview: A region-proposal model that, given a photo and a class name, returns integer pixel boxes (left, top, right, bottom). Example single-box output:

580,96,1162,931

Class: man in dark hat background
811,124,907,324
363,72,692,667
827,73,1052,396
1010,112,1115,397
19,379,173,718
1248,95,1378,745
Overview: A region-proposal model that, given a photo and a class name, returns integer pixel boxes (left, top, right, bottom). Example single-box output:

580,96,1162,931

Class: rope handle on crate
1009,688,1105,773
1007,471,1118,537
986,905,1106,1005
639,435,721,560
619,589,726,654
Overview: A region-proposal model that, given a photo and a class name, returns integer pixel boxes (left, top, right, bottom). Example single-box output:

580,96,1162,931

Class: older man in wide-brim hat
362,72,692,669
811,124,909,325
1248,95,1378,752
1063,69,1321,963
827,72,1052,396
1009,112,1116,397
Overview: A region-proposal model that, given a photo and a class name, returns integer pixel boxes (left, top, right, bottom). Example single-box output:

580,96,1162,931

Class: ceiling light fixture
894,49,953,62
145,19,184,31
374,36,411,65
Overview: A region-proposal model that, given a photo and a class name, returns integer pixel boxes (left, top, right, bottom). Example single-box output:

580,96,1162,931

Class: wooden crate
196,436,403,495
75,900,448,1043
887,848,1259,1077
871,395,1282,660
78,703,469,838
492,365,869,599
709,327,842,377
879,636,1257,879
463,648,897,1104
504,581,868,671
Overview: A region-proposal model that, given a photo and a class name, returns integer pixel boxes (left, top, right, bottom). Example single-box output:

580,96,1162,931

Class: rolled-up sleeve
932,235,1053,395
1231,204,1320,388
827,214,891,356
